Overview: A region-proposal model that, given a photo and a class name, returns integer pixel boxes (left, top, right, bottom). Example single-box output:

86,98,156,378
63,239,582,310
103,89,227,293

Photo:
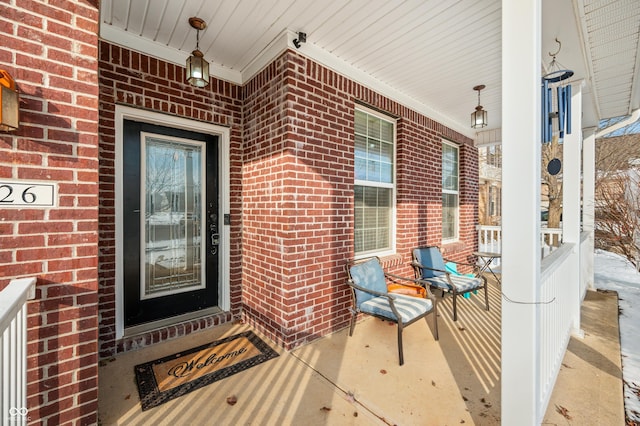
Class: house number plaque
0,180,57,207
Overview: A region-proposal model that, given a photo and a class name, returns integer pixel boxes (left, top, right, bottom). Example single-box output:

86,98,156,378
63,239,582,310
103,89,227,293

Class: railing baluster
0,277,36,426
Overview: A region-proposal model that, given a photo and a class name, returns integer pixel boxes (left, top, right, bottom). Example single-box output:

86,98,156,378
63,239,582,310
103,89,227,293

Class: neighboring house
0,1,638,425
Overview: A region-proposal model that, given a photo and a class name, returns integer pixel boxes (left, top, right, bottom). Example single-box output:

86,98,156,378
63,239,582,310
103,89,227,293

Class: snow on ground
594,249,640,422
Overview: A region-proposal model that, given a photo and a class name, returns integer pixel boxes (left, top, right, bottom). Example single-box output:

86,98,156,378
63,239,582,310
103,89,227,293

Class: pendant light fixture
186,17,209,88
471,85,488,128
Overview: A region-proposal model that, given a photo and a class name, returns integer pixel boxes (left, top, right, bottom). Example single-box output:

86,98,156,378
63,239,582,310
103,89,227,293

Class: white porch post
562,82,584,334
582,128,596,233
501,0,541,424
582,128,596,290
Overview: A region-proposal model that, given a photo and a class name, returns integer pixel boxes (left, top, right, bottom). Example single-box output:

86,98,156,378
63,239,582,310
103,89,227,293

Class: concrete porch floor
98,280,624,425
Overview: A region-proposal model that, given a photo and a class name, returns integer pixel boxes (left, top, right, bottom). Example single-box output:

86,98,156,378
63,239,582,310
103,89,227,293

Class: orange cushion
387,283,426,298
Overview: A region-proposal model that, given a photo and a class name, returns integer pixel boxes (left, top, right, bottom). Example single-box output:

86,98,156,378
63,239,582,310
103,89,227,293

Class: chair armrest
385,272,433,299
411,261,448,275
444,258,477,268
384,272,424,288
414,278,438,299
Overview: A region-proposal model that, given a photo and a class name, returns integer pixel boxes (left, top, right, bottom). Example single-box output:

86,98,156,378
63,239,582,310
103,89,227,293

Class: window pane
380,163,393,184
143,137,204,298
442,141,459,240
355,134,367,158
380,141,393,163
368,138,381,161
355,111,394,185
442,143,459,191
355,110,367,135
354,186,391,253
380,120,393,142
367,159,381,182
355,157,367,180
442,193,458,240
368,115,381,139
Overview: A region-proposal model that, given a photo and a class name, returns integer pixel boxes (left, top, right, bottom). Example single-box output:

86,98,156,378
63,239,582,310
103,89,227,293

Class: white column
562,82,583,334
582,128,596,232
582,128,597,290
562,82,582,245
501,0,541,424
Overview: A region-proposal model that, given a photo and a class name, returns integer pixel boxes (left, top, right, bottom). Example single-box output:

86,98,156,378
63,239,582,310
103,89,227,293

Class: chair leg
397,325,404,366
452,292,458,321
484,285,490,311
429,307,438,341
349,311,357,336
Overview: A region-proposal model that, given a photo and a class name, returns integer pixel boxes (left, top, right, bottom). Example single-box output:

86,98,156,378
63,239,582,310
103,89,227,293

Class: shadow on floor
98,280,623,425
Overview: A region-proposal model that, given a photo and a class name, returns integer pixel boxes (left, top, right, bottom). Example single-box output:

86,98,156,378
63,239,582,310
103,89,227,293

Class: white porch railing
0,277,36,426
476,225,564,265
478,226,593,419
538,244,575,416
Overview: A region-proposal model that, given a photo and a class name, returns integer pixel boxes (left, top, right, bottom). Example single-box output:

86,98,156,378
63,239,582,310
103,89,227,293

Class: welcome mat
134,330,279,411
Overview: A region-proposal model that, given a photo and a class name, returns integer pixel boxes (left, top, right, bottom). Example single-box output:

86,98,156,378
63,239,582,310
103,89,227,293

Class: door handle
211,233,220,246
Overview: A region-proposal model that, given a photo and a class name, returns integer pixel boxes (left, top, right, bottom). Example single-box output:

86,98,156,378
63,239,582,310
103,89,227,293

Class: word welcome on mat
135,330,280,410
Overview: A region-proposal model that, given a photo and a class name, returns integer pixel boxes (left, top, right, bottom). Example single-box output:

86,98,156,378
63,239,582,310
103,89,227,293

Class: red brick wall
97,41,244,357
242,51,478,349
0,1,100,424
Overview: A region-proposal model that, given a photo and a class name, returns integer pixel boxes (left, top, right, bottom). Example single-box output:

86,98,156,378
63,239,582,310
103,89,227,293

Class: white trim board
114,106,231,340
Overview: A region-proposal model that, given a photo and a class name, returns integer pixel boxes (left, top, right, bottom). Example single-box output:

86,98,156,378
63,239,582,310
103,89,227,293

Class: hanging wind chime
542,38,574,146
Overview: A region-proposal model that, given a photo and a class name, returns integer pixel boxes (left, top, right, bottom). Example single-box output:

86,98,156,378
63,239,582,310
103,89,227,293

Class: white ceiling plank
99,0,640,132
139,0,169,40
149,0,188,45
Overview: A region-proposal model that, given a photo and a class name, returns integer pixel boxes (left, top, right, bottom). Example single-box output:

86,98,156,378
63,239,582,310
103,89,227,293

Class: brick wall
0,1,100,424
97,41,244,357
242,51,478,349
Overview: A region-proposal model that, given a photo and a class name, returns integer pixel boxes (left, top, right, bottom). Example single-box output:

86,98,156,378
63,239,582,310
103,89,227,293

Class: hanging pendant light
186,17,209,88
471,85,488,128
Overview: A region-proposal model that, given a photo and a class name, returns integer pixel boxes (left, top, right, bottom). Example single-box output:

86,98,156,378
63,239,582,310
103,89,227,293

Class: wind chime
542,38,573,176
542,38,574,145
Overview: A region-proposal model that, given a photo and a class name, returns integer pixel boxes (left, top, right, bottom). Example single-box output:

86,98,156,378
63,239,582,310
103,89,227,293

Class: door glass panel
141,133,205,299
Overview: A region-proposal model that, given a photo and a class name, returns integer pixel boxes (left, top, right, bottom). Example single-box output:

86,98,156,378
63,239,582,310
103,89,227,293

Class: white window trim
442,139,460,243
354,106,397,259
114,105,231,340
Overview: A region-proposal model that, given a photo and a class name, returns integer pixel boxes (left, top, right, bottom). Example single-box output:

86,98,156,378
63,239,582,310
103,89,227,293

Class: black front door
123,120,219,327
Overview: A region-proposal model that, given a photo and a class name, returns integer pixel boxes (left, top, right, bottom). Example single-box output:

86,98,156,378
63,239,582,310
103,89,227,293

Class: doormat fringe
134,330,279,411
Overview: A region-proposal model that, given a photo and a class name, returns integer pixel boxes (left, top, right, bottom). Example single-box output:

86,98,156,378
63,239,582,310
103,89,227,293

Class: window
488,185,501,217
354,108,395,255
486,144,502,167
442,141,459,241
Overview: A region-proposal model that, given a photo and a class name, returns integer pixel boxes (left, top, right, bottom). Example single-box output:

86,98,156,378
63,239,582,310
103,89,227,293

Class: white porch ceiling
100,0,640,138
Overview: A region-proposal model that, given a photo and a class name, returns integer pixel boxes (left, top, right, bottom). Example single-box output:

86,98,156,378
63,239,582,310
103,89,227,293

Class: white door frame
114,105,231,339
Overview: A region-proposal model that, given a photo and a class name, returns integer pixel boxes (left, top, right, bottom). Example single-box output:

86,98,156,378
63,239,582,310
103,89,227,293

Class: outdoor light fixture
186,17,209,88
293,32,306,49
0,69,19,132
471,84,488,129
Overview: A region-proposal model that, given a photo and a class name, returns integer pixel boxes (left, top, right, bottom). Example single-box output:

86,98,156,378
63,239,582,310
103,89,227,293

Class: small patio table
473,251,501,285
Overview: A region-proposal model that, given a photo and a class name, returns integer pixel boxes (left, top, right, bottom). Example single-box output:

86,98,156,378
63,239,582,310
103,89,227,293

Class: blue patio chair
411,247,488,321
346,257,438,365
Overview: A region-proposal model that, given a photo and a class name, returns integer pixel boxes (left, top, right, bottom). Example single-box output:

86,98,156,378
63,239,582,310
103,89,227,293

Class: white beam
563,82,584,333
582,127,597,291
582,128,596,232
501,0,541,424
